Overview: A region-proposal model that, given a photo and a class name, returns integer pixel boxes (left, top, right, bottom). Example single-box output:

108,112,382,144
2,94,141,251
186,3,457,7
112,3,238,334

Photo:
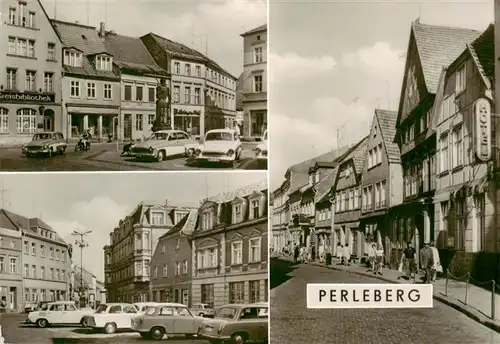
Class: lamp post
72,229,91,306
329,194,337,258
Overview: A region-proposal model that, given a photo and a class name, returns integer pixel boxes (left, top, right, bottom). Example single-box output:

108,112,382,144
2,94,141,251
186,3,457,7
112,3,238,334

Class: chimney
99,22,105,38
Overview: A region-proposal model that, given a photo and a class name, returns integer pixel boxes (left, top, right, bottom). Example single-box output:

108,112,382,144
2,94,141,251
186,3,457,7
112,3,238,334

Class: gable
228,232,243,241
249,229,262,237
198,238,218,248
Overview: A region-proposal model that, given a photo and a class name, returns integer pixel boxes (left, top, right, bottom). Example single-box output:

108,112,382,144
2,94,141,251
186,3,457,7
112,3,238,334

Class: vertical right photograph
269,1,500,343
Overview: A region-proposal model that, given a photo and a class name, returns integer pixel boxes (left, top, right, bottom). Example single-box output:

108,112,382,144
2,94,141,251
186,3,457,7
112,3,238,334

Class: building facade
103,28,169,141
0,223,23,312
72,264,97,307
240,24,267,139
150,209,197,306
0,0,64,145
103,201,193,303
393,22,480,266
51,20,121,140
191,181,268,308
271,180,290,253
140,33,237,138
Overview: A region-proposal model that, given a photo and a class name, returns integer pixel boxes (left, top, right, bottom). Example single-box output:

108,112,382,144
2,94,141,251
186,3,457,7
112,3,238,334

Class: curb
308,261,500,333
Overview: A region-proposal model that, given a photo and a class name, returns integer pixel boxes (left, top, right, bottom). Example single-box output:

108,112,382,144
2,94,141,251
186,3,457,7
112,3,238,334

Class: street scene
0,0,267,171
270,1,500,342
0,173,268,343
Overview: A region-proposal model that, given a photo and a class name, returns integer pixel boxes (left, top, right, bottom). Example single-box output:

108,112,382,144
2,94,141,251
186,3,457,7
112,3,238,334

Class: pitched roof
351,137,369,174
104,33,167,76
469,23,494,83
375,109,400,163
314,168,338,203
202,180,267,205
159,208,198,239
412,22,481,94
51,20,120,80
241,24,267,37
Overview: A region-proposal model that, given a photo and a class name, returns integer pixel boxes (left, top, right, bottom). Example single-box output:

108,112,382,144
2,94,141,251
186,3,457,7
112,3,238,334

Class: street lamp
328,194,337,260
72,229,91,306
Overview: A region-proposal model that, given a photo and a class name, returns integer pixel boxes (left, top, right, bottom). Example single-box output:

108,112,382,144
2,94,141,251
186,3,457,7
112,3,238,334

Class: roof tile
375,109,401,163
470,23,494,80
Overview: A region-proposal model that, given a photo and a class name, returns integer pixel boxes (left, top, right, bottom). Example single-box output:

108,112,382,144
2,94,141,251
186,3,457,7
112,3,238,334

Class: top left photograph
0,0,268,171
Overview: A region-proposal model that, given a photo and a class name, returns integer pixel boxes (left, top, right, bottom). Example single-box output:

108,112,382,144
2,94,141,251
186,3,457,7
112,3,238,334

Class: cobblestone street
270,259,500,344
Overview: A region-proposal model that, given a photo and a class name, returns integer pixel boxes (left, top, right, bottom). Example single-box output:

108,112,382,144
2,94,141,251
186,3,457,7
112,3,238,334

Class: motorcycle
75,138,90,152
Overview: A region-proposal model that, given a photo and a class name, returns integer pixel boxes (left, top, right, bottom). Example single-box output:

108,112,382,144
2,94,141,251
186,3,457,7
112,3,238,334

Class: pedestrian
366,243,376,272
429,241,442,282
294,245,300,263
336,243,344,265
311,246,316,261
343,243,351,266
420,242,434,283
325,244,332,266
0,296,6,314
299,245,306,263
400,241,416,281
374,243,384,275
233,121,241,138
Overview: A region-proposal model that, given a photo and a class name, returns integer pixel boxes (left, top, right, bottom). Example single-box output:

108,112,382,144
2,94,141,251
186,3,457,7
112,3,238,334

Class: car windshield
150,132,169,140
214,307,237,319
33,133,52,140
205,132,233,141
95,304,108,313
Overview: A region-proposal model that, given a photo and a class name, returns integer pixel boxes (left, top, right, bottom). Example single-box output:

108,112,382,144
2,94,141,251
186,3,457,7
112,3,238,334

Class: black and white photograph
0,0,267,171
0,173,269,344
270,1,500,343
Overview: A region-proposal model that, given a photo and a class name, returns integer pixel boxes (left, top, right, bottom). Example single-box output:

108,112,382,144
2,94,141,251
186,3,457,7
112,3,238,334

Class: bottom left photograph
0,172,269,344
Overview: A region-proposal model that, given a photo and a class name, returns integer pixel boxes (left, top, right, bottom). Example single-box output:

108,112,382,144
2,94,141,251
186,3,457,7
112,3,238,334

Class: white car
189,303,215,318
26,301,95,328
82,302,139,334
254,129,268,169
133,302,159,315
195,129,242,167
129,130,197,162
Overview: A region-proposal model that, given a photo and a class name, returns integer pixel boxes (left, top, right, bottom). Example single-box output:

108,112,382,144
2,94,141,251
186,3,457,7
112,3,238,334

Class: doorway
124,114,132,140
43,109,54,131
9,287,16,310
182,289,189,306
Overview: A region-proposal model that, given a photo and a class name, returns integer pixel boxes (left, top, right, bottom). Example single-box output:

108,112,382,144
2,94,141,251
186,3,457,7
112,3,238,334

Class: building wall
389,163,404,207
0,228,23,311
0,0,63,145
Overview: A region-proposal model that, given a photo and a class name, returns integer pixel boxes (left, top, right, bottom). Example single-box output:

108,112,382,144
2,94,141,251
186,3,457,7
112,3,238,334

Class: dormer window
174,211,187,224
201,209,215,230
64,50,82,67
251,199,260,219
96,55,112,71
233,204,242,224
151,212,164,226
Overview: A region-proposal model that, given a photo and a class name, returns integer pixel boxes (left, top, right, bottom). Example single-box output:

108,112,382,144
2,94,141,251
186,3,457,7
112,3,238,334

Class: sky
269,0,493,189
0,172,266,281
38,0,267,77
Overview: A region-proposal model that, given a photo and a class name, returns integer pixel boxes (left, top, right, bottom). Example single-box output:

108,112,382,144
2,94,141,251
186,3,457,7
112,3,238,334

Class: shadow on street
270,257,298,290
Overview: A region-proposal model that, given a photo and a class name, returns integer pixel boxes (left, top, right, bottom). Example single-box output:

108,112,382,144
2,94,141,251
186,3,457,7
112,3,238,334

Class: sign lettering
474,98,491,162
0,91,55,103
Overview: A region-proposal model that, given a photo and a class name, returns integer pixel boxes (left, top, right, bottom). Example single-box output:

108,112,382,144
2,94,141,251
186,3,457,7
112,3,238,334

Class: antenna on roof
415,3,421,23
54,0,57,20
86,0,90,25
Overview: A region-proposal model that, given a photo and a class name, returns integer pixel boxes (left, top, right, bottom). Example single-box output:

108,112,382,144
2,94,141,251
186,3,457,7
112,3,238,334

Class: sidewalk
272,254,500,333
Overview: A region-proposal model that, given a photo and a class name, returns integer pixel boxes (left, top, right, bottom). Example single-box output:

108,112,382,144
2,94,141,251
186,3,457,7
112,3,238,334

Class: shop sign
474,98,491,162
0,91,55,103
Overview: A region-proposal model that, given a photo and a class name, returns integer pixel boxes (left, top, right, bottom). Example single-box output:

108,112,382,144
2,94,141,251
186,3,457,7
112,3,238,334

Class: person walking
429,241,442,282
367,243,376,272
373,243,384,275
336,243,344,265
311,245,316,261
343,243,351,266
294,245,300,263
0,296,6,314
325,243,332,266
401,241,417,281
420,242,434,283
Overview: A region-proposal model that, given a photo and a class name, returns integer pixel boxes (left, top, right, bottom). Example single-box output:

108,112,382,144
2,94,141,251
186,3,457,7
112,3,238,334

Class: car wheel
186,148,195,157
156,150,165,162
37,318,49,328
199,312,204,317
149,326,165,340
104,322,117,334
231,333,247,344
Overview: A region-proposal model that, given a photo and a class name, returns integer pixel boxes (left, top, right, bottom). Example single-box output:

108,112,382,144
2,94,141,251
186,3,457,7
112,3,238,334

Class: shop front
173,108,201,137
0,91,63,145
66,104,120,140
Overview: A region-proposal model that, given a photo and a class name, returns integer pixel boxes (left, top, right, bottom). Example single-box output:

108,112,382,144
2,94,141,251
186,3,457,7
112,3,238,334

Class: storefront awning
67,105,119,115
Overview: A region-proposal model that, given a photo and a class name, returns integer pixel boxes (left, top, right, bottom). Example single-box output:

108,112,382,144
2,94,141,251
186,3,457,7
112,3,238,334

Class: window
124,85,132,101
0,257,3,273
455,199,466,250
374,184,380,209
40,266,45,279
231,241,242,265
182,260,188,274
251,199,260,219
174,262,180,276
40,245,45,257
162,264,168,277
0,108,9,134
229,282,244,303
184,87,191,104
452,125,463,168
136,114,143,131
84,81,96,98
70,80,80,97
96,55,112,71
440,134,449,172
254,47,263,63
194,88,201,104
49,247,54,259
9,257,16,273
249,238,261,262
63,50,82,67
174,62,180,74
24,263,29,277
27,40,35,57
104,84,112,99
25,70,36,92
16,108,36,133
47,43,56,60
253,75,263,92
43,72,53,93
136,86,143,101
31,242,36,255
196,65,201,77
185,64,191,76
380,180,386,207
151,212,164,225
62,270,65,281
148,87,155,102
202,209,214,230
207,248,217,267
456,64,466,94
31,265,36,278
173,86,180,103
6,68,17,90
249,280,260,303
148,114,155,126
441,202,449,246
8,7,16,25
201,284,214,307
8,37,16,54
233,204,242,223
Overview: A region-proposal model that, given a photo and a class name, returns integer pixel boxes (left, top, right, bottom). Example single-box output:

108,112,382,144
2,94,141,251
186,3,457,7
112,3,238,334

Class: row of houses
0,0,267,144
103,180,268,308
272,20,500,282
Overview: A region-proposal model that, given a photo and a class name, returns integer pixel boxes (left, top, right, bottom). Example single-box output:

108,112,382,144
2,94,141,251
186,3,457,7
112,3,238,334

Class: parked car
189,303,215,318
24,302,37,314
129,130,196,162
25,301,95,328
198,303,268,344
254,129,268,169
81,302,138,334
131,302,204,340
22,132,67,157
195,129,242,167
133,302,159,315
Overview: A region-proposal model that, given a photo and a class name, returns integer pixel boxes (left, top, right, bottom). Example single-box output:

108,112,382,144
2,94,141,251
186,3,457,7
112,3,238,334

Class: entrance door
182,289,189,306
9,287,16,310
43,109,54,131
124,114,132,140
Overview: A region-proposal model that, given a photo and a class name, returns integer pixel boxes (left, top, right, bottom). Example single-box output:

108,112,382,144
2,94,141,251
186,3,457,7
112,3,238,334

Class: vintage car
131,302,204,340
198,303,268,344
189,303,215,318
133,302,159,315
129,130,196,162
195,129,242,167
81,302,138,334
22,132,67,157
25,301,95,328
254,130,268,169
